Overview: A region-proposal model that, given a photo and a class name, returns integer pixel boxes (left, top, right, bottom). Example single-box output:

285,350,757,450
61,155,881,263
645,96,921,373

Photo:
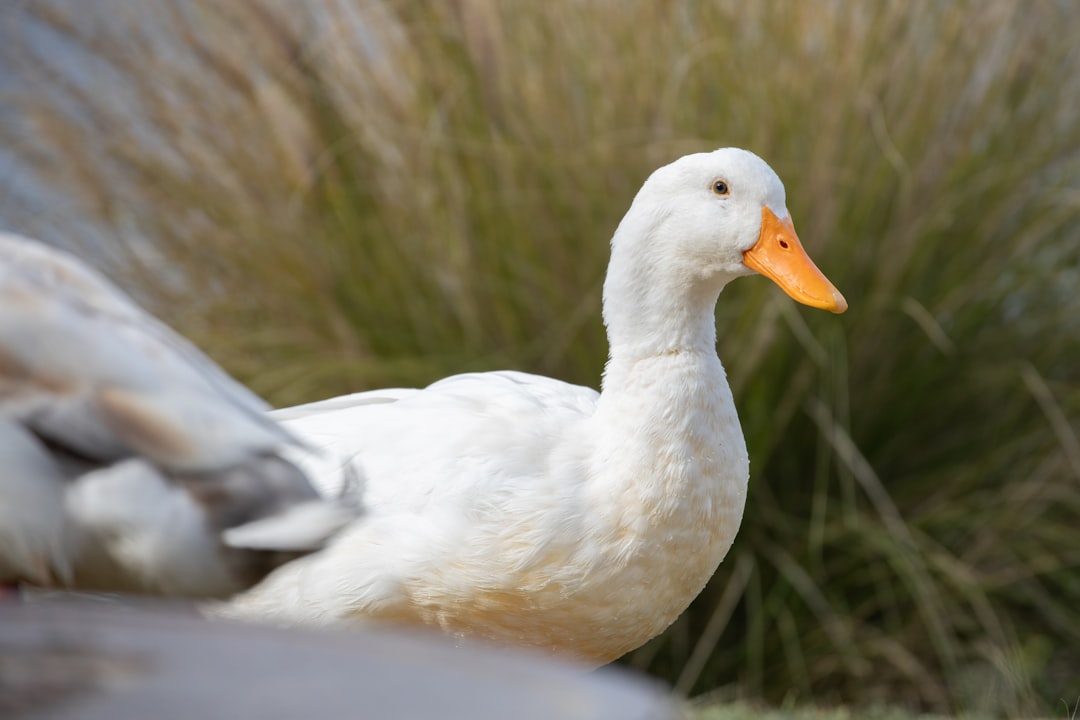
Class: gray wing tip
222,500,358,552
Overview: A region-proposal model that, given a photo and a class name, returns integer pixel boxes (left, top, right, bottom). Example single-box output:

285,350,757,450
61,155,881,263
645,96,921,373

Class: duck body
229,359,745,663
0,233,355,598
219,148,847,663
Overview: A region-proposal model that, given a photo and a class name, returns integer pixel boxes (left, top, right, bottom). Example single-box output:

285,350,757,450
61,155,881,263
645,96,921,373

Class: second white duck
0,234,356,598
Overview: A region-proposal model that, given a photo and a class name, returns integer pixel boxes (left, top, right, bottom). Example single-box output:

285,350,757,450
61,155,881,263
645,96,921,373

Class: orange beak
742,207,848,314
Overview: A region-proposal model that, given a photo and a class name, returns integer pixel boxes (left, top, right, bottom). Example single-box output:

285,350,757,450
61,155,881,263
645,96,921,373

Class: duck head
612,147,847,314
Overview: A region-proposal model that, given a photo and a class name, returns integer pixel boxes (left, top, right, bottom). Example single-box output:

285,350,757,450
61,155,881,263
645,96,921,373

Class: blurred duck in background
0,232,356,598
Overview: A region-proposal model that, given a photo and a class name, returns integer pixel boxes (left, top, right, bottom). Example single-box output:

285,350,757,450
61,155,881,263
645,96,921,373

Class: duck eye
712,180,730,196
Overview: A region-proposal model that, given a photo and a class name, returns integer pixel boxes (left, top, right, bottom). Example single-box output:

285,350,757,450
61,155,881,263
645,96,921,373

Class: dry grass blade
676,553,755,696
1021,362,1080,484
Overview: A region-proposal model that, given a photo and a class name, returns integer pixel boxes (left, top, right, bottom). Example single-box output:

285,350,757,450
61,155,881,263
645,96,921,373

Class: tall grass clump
3,1,1080,715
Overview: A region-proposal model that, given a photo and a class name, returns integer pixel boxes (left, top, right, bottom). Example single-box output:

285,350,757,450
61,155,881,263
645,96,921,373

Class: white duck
0,233,355,598
218,148,847,664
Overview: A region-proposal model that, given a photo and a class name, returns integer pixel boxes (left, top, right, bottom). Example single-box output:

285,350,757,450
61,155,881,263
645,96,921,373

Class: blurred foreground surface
0,599,675,720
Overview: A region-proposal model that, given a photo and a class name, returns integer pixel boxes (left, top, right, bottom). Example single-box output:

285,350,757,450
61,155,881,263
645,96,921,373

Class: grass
3,1,1080,716
692,700,961,720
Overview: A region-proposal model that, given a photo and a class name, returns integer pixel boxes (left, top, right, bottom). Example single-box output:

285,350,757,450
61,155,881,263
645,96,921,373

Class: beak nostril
779,240,789,249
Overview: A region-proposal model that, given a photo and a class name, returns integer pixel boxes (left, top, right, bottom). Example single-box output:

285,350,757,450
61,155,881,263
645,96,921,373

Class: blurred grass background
2,0,1079,716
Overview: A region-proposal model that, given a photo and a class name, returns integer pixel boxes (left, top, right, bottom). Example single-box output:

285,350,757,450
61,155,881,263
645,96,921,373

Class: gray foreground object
0,599,677,720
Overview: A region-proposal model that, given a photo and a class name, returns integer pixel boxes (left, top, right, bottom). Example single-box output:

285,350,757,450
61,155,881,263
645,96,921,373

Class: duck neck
588,225,748,527
600,231,734,374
